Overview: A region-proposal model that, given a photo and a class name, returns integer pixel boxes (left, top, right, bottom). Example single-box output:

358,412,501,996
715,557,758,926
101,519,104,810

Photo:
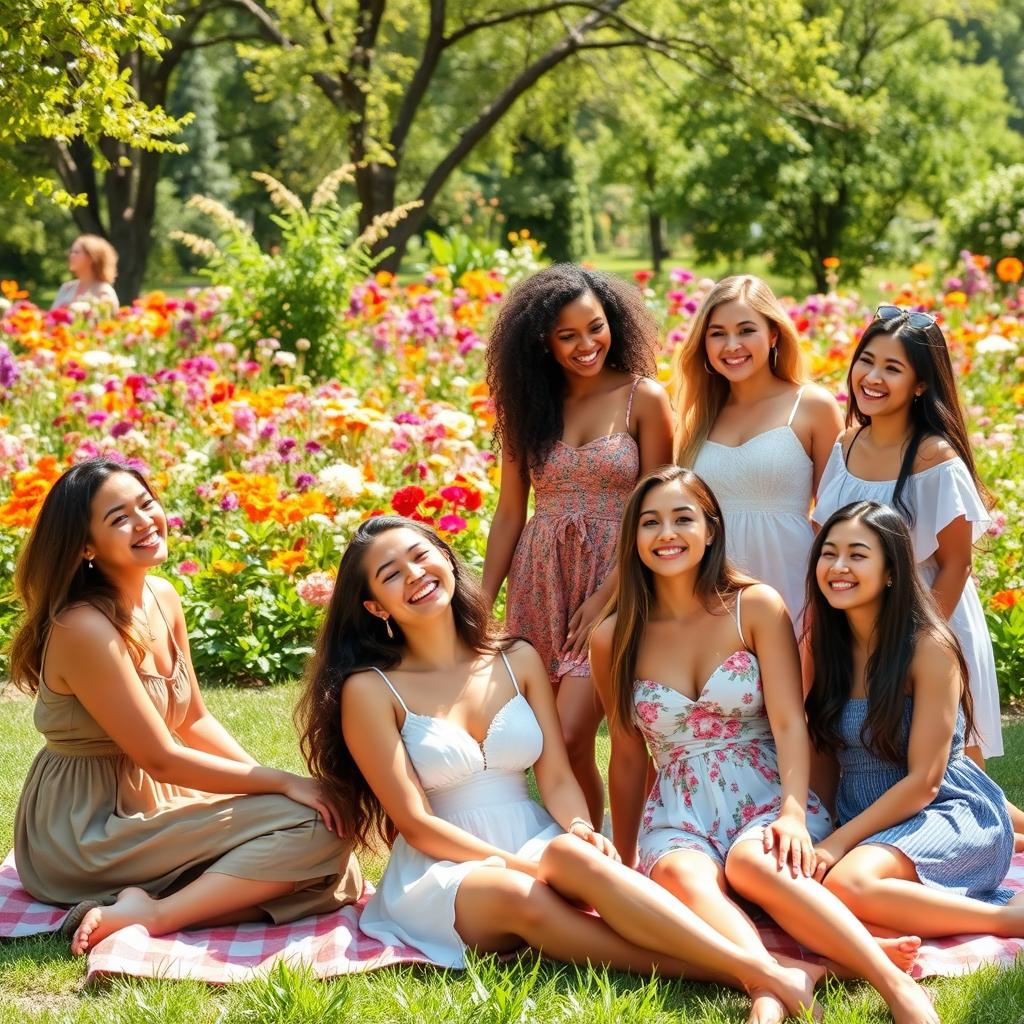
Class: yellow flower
268,550,307,574
211,559,246,574
944,290,968,308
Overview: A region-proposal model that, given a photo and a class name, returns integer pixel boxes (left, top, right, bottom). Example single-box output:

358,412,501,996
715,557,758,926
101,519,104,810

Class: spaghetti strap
499,650,521,696
145,580,184,655
786,385,808,427
625,376,642,432
843,425,867,466
370,666,412,714
735,589,748,649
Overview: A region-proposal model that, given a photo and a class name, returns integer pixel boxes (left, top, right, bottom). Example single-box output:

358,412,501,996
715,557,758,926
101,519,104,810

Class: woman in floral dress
591,467,937,1024
482,264,673,828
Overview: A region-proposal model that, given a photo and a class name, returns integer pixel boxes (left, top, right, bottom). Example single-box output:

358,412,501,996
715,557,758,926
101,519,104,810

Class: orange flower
943,290,968,308
268,549,307,574
996,257,1023,284
374,271,395,288
990,589,1019,612
822,257,841,269
1,280,28,301
0,456,62,528
970,254,989,270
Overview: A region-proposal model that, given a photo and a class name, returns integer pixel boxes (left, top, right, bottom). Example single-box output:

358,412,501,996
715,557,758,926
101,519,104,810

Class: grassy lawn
1,685,1022,1023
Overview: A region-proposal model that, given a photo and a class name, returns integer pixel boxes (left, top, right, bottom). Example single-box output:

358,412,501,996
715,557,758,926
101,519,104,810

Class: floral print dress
633,593,832,874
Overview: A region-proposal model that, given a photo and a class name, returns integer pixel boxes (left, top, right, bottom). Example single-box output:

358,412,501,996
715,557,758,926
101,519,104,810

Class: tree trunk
649,210,666,274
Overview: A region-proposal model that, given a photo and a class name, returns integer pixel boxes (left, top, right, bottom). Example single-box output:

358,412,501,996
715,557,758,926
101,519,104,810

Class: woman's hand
569,820,622,862
563,589,610,663
811,834,848,882
280,773,343,835
763,813,815,877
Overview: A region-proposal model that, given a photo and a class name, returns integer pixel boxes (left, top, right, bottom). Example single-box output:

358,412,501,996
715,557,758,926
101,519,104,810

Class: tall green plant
172,167,420,376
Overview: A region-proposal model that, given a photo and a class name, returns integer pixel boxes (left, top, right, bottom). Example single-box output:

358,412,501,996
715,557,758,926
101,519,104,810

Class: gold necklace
133,597,156,643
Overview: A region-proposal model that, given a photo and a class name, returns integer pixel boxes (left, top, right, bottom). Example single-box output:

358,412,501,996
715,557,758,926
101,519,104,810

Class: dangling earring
384,617,394,639
87,559,93,570
704,358,716,375
770,346,779,371
886,579,893,588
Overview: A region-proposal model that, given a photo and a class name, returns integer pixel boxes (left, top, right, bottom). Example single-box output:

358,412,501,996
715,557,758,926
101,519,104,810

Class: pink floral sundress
633,596,832,874
506,379,641,684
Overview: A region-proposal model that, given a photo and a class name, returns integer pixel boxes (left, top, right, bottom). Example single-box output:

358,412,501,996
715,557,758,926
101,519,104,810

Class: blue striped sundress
835,698,1014,904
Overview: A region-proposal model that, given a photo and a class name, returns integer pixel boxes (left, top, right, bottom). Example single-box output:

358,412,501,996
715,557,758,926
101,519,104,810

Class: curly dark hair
485,264,659,471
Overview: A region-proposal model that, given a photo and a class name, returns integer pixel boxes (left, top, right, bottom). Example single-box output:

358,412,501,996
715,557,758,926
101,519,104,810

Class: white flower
975,335,1016,355
433,408,475,439
317,461,365,499
272,351,297,369
80,350,116,369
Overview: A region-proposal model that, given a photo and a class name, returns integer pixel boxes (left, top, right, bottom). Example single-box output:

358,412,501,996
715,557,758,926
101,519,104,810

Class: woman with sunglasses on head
807,501,1019,939
811,306,1024,845
674,275,843,629
297,514,828,1019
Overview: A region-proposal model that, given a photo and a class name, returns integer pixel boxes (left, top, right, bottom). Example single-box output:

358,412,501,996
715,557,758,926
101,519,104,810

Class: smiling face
704,299,777,381
362,526,455,628
815,517,890,611
84,472,168,573
850,332,924,417
635,478,713,578
547,291,613,378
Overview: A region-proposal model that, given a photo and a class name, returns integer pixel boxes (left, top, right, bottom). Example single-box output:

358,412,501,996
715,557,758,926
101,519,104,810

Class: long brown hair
605,466,757,733
8,458,154,694
805,501,974,764
674,275,805,465
295,515,513,851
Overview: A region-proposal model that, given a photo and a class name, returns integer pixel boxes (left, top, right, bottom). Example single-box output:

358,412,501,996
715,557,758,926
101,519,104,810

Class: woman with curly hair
482,264,673,828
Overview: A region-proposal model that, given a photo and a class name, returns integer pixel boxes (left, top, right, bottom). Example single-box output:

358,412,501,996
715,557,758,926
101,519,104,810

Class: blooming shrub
0,257,1021,696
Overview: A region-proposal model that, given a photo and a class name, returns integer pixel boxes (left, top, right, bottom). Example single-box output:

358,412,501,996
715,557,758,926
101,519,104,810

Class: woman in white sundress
675,275,843,627
295,514,827,1021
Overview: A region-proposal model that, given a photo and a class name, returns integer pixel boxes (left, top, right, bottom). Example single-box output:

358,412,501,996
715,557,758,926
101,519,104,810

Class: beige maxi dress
14,600,361,923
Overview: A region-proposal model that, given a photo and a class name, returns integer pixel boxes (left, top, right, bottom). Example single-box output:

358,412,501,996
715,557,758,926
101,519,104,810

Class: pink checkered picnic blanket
1,850,1022,984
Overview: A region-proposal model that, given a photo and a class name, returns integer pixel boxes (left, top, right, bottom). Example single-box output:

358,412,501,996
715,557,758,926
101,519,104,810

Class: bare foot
70,886,158,956
746,991,786,1024
1014,833,1024,854
766,960,825,1023
823,934,921,977
885,973,939,1024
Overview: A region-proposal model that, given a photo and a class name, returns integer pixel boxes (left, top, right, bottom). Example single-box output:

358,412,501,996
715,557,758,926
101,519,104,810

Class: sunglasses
873,304,937,330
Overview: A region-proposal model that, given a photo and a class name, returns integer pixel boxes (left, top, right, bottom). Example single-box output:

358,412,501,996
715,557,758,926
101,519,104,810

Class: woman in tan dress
10,458,361,955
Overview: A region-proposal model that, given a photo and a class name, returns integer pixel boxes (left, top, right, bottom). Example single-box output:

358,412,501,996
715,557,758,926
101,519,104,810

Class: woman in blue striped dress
806,501,1020,937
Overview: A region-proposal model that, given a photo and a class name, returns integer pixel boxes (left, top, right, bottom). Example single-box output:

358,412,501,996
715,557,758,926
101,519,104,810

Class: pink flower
722,651,751,674
635,700,659,725
296,571,336,606
438,513,467,534
686,705,723,739
177,560,200,575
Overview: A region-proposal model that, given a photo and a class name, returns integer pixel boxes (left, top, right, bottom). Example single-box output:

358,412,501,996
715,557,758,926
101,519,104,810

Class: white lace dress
358,653,564,966
812,444,1003,758
694,387,814,625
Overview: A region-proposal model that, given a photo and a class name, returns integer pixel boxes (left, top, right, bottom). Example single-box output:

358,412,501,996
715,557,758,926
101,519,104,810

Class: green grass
1,685,1022,1022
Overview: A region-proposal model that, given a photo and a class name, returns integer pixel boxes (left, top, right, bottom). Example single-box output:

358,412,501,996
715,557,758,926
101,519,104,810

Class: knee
561,722,597,763
650,859,712,905
724,841,775,894
539,833,606,881
822,863,873,908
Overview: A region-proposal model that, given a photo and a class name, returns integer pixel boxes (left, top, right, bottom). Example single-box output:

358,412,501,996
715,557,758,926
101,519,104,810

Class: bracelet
567,816,593,837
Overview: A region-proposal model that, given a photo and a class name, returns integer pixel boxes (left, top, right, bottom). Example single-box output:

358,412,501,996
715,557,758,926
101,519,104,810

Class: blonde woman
51,235,120,311
674,275,843,624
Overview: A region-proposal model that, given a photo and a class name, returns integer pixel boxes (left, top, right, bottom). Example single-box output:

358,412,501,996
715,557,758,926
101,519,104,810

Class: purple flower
110,420,133,438
219,492,240,512
303,440,322,454
294,472,316,492
0,344,20,390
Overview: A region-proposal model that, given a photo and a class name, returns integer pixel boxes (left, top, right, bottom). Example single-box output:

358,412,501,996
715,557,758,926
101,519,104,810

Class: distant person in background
51,235,120,312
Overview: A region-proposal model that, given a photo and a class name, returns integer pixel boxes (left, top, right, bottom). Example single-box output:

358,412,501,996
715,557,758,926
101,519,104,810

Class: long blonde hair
74,234,118,284
673,275,805,465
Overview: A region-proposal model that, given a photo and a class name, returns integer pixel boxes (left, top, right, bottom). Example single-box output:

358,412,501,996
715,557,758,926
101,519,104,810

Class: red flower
391,485,426,516
440,485,469,506
633,269,654,285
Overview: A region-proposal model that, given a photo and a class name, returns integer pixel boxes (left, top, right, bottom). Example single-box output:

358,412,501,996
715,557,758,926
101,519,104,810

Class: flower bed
0,258,1020,695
